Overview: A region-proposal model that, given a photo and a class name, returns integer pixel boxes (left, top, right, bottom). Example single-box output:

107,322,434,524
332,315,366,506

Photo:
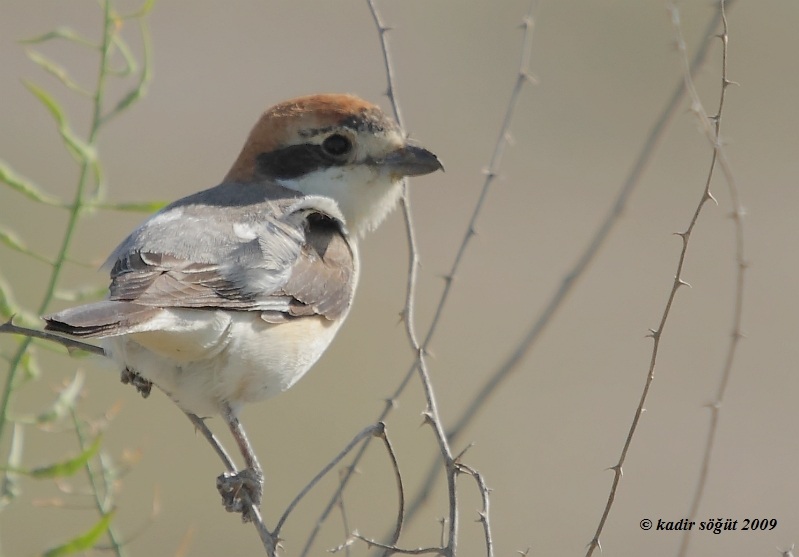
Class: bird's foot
120,368,152,398
216,467,263,522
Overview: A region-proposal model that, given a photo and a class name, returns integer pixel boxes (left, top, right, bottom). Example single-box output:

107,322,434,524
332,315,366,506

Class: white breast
102,309,343,417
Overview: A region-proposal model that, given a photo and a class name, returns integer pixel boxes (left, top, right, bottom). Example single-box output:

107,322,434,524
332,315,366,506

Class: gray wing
108,210,354,320
45,184,356,337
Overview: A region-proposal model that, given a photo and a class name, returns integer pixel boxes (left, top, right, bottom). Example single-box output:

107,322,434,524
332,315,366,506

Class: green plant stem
70,409,125,556
0,0,114,447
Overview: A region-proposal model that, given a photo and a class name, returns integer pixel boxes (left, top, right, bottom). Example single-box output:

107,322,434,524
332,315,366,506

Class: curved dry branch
585,2,741,554
675,1,746,554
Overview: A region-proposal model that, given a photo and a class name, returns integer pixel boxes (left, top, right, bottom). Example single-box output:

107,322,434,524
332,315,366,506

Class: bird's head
224,93,442,237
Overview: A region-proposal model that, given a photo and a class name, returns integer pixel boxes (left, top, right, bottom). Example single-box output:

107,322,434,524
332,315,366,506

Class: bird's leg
216,403,264,522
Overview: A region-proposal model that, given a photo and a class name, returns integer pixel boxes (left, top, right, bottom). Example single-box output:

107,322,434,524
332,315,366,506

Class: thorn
705,190,718,205
454,442,475,462
384,397,398,410
340,463,361,476
396,309,408,325
520,70,539,85
676,278,692,289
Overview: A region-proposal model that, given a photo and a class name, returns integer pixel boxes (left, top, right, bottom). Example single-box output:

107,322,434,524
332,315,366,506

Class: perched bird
44,93,442,519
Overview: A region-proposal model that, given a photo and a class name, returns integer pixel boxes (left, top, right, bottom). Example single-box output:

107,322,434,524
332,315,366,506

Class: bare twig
404,0,739,528
585,2,740,554
380,424,405,549
276,423,390,535
424,3,538,353
674,2,746,555
370,0,546,549
309,0,535,552
308,3,539,553
456,463,493,557
365,0,462,552
334,468,353,557
352,532,444,556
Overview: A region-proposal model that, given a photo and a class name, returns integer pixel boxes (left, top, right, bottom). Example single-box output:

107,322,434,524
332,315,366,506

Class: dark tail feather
44,301,160,338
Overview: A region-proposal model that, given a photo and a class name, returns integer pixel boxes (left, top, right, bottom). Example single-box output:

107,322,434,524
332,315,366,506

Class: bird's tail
44,301,161,339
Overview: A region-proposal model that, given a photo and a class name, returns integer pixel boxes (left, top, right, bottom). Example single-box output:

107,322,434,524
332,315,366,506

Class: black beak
382,144,444,177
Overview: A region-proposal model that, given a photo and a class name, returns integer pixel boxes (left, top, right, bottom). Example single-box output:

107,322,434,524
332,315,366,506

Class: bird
43,93,442,520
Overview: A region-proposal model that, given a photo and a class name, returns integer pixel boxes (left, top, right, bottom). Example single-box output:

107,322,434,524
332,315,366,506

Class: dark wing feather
109,252,259,309
278,213,355,318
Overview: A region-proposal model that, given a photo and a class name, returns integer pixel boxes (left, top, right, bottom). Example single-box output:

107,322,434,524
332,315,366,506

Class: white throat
278,165,403,238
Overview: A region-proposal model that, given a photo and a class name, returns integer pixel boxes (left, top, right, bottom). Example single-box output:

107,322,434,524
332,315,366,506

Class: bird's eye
322,134,352,157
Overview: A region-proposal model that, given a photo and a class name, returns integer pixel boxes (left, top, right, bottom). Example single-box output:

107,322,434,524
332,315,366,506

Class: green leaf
9,434,102,479
19,350,41,381
42,510,115,557
121,0,157,19
110,85,142,114
0,161,64,206
20,27,95,48
23,81,95,163
0,227,53,265
0,276,20,319
26,50,91,96
107,34,136,77
0,424,25,511
101,20,152,125
23,80,67,128
36,371,85,424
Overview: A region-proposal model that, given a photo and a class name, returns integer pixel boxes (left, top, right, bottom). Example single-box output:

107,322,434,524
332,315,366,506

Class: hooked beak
381,144,444,177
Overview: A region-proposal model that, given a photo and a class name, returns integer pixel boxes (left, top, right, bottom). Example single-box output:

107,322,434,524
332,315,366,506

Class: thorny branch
367,0,458,552
585,2,741,554
306,2,539,555
674,2,746,555
275,422,404,549
404,0,740,533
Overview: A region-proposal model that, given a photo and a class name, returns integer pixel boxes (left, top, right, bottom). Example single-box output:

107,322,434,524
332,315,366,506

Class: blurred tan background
2,1,798,555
